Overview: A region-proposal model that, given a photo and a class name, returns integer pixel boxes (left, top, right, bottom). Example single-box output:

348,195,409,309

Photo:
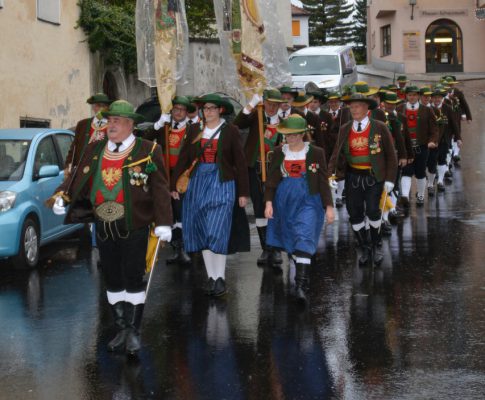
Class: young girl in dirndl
264,115,335,304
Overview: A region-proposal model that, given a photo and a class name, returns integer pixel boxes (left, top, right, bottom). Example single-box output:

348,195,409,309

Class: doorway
425,19,463,73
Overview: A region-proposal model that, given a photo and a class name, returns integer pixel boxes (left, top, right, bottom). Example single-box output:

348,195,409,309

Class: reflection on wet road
0,80,484,399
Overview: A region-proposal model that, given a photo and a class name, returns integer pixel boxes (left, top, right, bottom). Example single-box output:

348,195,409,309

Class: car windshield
289,55,340,76
0,140,31,181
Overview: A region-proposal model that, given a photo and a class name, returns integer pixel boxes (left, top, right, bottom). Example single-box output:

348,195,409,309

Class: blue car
0,129,83,268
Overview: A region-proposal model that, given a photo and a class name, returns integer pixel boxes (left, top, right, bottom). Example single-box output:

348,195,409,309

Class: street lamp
410,0,417,20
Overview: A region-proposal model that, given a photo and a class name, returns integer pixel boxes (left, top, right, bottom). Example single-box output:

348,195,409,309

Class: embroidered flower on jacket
308,163,320,173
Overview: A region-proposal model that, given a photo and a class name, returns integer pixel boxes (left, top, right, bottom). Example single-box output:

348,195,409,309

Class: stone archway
425,19,463,73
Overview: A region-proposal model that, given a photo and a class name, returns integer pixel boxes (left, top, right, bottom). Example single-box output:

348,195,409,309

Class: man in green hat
278,86,302,119
64,93,113,178
419,86,433,107
291,92,324,151
144,95,196,265
51,99,173,356
234,89,287,267
329,93,397,266
442,76,472,163
396,86,439,208
429,86,460,193
327,91,351,208
396,75,409,100
308,89,335,164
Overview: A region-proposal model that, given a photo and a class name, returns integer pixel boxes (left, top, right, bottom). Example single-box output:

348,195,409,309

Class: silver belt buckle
95,201,125,222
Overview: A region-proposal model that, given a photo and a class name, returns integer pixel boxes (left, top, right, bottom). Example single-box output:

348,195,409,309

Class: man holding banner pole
234,89,286,267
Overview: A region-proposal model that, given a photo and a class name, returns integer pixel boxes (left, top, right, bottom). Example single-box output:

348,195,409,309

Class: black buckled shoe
213,278,227,297
335,198,343,208
437,182,445,192
205,278,216,296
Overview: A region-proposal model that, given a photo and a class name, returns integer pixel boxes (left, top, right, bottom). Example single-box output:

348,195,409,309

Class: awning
376,10,396,19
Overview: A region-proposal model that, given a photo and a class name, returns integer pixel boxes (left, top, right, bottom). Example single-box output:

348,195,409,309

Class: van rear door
340,49,357,88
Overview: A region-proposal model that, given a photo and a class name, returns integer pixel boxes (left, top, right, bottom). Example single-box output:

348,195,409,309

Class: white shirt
189,115,200,125
172,117,189,129
406,101,419,111
107,133,135,152
265,113,279,125
352,116,370,131
202,119,226,139
92,116,107,128
282,142,309,160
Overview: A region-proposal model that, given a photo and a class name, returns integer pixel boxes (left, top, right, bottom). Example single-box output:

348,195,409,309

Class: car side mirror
343,68,353,76
38,165,60,179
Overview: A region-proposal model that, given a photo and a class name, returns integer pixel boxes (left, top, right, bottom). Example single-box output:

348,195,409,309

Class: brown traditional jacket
329,119,398,183
317,109,335,165
396,103,439,146
385,111,407,160
432,102,460,142
171,122,249,197
264,144,333,208
55,137,173,230
65,118,96,172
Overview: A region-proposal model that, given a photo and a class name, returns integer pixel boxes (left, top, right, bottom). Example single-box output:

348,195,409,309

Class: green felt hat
327,91,341,100
383,91,402,104
263,89,286,103
87,93,113,105
405,85,420,94
194,93,234,115
101,100,144,123
387,84,398,91
397,75,409,83
354,81,379,96
172,96,196,113
279,86,299,97
343,93,378,110
307,89,328,102
378,85,389,93
442,75,459,84
292,92,314,107
420,86,433,96
276,114,308,135
431,84,446,97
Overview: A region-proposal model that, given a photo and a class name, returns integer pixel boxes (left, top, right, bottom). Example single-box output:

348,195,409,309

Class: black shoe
256,226,269,266
205,278,216,296
335,198,343,208
453,155,461,163
107,302,127,352
437,182,445,192
178,248,192,265
124,303,145,356
295,263,309,305
389,208,405,224
416,194,425,206
257,250,270,266
370,227,383,266
399,196,410,209
444,169,453,178
382,221,392,237
166,243,181,265
353,228,370,266
427,186,435,197
270,249,283,265
213,278,227,297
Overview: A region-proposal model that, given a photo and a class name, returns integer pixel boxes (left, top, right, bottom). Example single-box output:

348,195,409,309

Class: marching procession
48,73,472,356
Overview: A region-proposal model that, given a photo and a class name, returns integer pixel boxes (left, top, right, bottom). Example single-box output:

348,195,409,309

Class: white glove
461,114,466,121
154,113,171,130
248,93,262,108
154,225,172,242
52,196,66,215
384,181,395,193
328,178,338,190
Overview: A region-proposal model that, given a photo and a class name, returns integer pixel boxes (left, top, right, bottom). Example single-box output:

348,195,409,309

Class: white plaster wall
0,1,92,128
368,0,485,73
293,16,309,48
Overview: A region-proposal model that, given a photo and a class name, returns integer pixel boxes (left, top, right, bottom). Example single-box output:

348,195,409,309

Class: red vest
283,159,306,178
94,154,125,205
348,123,371,168
168,127,186,169
200,139,218,163
405,108,419,139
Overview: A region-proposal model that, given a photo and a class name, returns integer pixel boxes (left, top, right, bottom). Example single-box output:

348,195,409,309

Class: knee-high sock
416,178,427,197
125,291,146,305
401,176,412,198
255,218,267,227
437,164,448,184
107,290,126,305
452,140,461,156
368,219,381,229
336,180,345,198
383,210,389,222
427,172,436,187
202,250,216,279
213,253,227,279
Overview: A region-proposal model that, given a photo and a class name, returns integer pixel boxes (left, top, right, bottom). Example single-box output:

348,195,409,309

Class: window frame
381,24,392,57
32,135,62,180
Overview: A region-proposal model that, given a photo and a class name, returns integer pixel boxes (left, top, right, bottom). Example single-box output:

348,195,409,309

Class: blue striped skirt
267,175,325,256
182,163,236,254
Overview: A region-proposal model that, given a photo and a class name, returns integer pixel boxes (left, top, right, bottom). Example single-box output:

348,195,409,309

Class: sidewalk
357,64,485,82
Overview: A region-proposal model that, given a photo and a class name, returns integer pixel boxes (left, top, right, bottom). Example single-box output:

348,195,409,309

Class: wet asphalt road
1,79,485,400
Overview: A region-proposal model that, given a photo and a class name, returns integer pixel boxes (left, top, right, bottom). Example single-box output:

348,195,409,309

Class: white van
289,46,358,93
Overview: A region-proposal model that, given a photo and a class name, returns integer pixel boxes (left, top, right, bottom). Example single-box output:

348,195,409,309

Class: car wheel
12,218,40,269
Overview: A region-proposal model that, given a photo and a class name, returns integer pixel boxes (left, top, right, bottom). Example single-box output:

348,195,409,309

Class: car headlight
0,191,17,212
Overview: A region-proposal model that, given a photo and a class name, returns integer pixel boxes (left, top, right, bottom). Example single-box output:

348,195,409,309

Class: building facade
0,0,94,129
291,4,310,49
367,0,485,74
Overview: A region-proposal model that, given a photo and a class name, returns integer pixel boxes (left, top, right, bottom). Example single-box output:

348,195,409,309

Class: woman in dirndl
264,115,335,304
171,94,249,297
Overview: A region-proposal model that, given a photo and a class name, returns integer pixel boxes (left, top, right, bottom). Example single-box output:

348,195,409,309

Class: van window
289,55,340,76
